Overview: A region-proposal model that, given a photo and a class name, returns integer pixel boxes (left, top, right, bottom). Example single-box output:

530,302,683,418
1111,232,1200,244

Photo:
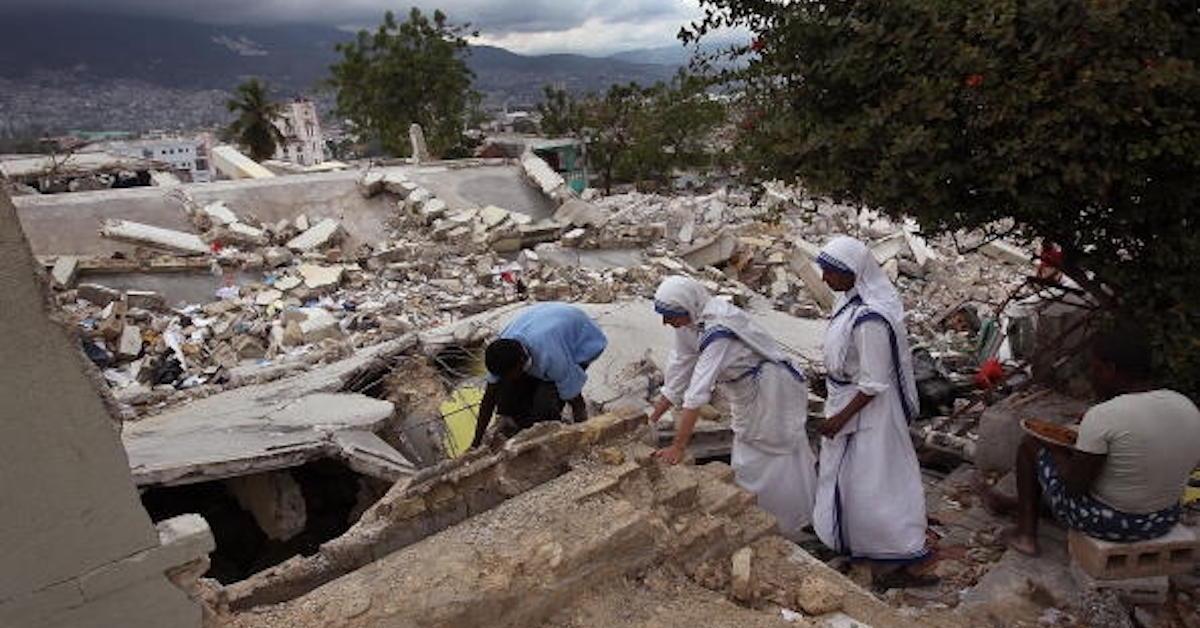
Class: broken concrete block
77,283,121,307
232,335,267,360
731,546,754,603
275,275,302,292
1069,525,1198,581
202,200,239,225
490,236,523,253
286,218,343,252
681,232,737,268
125,290,165,311
227,473,307,541
263,246,294,268
554,199,608,228
562,228,587,248
382,172,411,196
790,251,836,313
298,264,344,291
296,308,342,343
419,198,448,222
796,576,845,615
521,152,567,196
870,232,908,265
1071,563,1170,606
255,289,283,306
228,222,268,245
980,239,1030,266
50,256,80,289
100,219,209,255
358,171,385,198
294,214,310,232
405,188,433,212
117,324,143,360
479,205,512,230
903,225,939,267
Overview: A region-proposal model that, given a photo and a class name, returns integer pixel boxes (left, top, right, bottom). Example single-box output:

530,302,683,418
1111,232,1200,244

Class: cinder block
1068,525,1199,580
1071,563,1170,605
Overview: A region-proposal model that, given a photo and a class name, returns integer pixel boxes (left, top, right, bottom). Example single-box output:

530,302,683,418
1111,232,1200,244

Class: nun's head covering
817,236,907,327
653,275,712,321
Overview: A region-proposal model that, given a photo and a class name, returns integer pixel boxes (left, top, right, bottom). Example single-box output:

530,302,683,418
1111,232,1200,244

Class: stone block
1071,563,1170,605
263,246,294,268
419,198,448,222
286,218,343,252
51,255,80,288
358,171,385,197
227,472,308,542
731,546,754,603
125,290,165,311
298,263,344,291
1068,526,1198,580
116,324,143,360
77,283,121,307
796,575,845,615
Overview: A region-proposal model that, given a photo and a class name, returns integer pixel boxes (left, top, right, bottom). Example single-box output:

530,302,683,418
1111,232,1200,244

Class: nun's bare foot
1001,526,1040,557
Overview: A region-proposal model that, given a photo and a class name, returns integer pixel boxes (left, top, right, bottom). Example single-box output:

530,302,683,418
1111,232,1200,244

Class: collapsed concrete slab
123,392,404,487
99,219,209,255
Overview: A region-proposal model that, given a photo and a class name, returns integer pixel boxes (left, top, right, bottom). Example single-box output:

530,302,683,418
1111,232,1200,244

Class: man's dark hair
1093,327,1154,379
485,338,526,376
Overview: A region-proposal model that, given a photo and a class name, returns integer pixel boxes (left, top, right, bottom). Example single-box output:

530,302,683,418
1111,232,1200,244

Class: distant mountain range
0,10,684,103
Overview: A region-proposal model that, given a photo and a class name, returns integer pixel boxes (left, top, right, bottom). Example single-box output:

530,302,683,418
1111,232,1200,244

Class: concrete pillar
226,471,308,542
409,123,430,163
0,189,213,628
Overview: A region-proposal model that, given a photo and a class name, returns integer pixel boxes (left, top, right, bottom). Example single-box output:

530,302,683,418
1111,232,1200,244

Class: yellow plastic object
1185,468,1200,506
440,385,484,458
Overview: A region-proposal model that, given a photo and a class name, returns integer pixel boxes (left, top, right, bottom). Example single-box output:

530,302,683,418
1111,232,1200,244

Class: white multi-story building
273,99,326,167
103,135,214,183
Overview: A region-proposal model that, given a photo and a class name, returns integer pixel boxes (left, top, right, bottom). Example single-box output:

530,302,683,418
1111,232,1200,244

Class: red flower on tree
964,73,984,88
751,38,764,52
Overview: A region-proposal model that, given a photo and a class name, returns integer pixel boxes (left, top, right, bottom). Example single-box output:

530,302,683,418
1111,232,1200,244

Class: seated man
987,329,1200,556
471,303,607,448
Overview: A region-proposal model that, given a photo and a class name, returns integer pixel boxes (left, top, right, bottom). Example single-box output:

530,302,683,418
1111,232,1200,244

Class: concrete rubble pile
50,173,773,417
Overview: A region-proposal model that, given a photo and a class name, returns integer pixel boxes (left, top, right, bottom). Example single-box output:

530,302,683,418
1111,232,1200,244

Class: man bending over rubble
984,328,1200,556
471,302,608,448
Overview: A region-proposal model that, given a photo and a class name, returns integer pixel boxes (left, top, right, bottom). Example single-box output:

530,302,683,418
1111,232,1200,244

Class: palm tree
225,79,284,162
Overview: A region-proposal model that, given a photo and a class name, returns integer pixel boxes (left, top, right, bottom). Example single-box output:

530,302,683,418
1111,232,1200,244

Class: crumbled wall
0,188,209,628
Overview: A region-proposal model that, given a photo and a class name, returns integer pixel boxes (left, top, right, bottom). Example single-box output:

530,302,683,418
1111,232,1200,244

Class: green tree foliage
551,74,726,192
686,0,1200,396
537,85,585,137
225,79,284,162
329,8,477,158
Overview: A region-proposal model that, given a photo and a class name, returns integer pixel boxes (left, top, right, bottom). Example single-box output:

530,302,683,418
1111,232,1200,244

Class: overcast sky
8,0,709,55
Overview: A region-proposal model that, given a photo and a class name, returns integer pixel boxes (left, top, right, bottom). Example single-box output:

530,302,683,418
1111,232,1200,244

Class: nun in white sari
812,236,929,564
646,276,817,540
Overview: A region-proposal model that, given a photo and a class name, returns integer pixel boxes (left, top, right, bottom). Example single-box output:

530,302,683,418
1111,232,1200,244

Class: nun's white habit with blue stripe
654,276,817,540
814,237,929,561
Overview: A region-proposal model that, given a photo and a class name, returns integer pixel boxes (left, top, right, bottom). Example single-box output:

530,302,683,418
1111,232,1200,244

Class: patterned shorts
1037,449,1180,542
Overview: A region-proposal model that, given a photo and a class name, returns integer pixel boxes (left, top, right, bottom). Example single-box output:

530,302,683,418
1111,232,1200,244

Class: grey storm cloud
2,0,697,36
